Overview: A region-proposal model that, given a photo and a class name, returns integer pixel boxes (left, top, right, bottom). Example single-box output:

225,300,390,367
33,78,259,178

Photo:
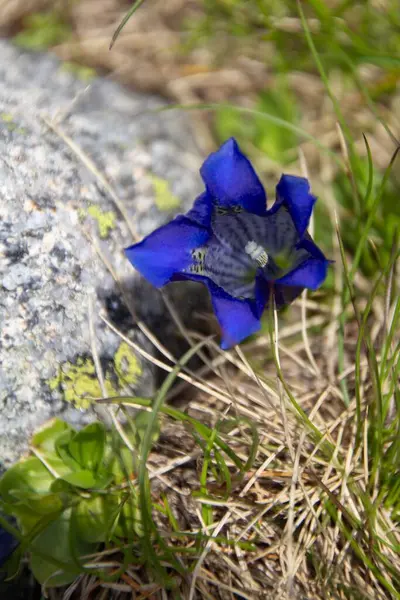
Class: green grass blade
199,426,218,527
110,0,147,49
137,339,210,584
362,133,374,210
350,146,399,279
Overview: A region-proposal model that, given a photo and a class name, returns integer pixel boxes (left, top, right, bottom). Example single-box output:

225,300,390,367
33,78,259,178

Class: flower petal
273,284,304,308
275,174,316,237
275,238,329,290
208,281,261,349
186,191,213,229
200,138,267,215
0,525,18,566
125,216,210,287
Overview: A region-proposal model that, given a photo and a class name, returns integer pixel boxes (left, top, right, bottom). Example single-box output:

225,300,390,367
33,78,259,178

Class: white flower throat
244,241,269,267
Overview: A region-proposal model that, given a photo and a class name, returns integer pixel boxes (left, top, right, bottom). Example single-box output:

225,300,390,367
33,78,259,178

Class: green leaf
0,457,54,503
55,430,81,471
68,423,106,472
32,419,75,453
60,470,99,490
50,478,78,494
1,497,62,536
73,495,120,543
30,509,94,587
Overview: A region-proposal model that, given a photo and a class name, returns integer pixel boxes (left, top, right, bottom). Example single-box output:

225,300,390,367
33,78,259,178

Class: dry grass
50,290,399,599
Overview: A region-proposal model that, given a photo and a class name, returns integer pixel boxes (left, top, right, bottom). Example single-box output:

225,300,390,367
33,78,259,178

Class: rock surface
0,41,203,467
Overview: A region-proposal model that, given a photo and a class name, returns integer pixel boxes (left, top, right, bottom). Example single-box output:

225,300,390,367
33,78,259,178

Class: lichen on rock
48,357,118,410
114,342,142,387
48,343,142,410
79,205,116,239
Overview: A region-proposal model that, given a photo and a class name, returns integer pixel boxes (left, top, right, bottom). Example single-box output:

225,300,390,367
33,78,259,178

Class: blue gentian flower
126,138,329,349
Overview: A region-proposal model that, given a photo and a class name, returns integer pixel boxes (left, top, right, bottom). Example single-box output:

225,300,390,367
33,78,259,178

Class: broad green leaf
73,495,120,543
68,423,106,472
36,452,73,479
30,509,94,587
23,494,63,519
55,430,81,471
1,499,61,535
0,458,54,503
32,419,74,453
50,478,78,495
60,470,99,490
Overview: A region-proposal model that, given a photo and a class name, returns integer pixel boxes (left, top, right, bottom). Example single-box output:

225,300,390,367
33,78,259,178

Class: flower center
185,205,310,301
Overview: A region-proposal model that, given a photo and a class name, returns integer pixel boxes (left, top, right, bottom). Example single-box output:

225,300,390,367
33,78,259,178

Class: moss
150,174,181,212
48,357,117,410
86,206,116,239
114,342,142,387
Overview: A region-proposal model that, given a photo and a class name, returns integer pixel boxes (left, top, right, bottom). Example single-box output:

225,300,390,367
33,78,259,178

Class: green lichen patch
79,205,116,239
48,344,142,409
1,113,14,123
87,206,116,239
150,174,181,212
48,357,118,410
0,112,26,134
114,342,142,387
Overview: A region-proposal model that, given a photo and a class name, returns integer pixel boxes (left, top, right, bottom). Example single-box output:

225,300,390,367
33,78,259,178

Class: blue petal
186,191,213,229
255,278,304,310
208,281,262,349
273,284,304,308
254,274,270,317
300,236,329,262
173,271,268,348
200,138,267,216
0,525,18,566
125,216,210,287
275,174,316,237
275,238,329,290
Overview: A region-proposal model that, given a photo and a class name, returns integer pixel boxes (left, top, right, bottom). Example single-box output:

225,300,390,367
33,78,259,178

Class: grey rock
0,41,203,466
